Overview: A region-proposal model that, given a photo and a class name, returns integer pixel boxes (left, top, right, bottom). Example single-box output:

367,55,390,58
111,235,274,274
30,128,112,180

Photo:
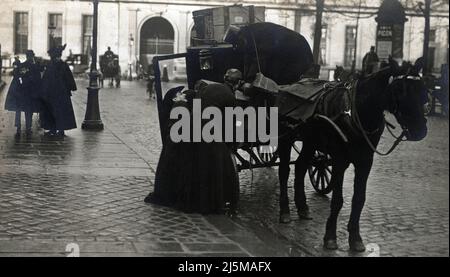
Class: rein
349,80,406,156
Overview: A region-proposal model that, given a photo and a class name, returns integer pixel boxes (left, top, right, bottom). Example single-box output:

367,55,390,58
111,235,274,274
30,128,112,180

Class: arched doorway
139,17,174,70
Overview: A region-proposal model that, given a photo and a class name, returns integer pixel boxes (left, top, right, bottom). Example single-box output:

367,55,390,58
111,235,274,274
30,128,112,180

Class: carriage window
344,26,356,68
48,13,63,51
14,12,28,55
82,15,93,57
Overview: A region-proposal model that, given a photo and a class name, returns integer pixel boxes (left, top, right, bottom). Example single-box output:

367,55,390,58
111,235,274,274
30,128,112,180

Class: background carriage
99,54,121,88
152,5,333,195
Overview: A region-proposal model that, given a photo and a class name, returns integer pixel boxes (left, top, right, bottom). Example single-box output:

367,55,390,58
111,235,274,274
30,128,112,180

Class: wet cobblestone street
0,78,448,257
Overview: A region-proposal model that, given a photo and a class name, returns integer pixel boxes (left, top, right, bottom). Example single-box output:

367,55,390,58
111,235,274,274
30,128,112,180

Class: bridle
388,74,423,136
350,73,421,156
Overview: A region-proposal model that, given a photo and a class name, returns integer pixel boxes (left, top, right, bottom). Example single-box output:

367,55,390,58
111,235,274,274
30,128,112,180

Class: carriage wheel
308,150,333,195
256,145,279,165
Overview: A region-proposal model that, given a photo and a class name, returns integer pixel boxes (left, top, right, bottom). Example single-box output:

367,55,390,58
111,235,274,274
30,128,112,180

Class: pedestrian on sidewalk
4,50,42,138
39,44,77,138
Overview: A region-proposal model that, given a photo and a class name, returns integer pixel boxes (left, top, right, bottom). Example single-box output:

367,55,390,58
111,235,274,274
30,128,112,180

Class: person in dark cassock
144,84,239,215
4,50,42,138
224,22,313,85
40,44,77,138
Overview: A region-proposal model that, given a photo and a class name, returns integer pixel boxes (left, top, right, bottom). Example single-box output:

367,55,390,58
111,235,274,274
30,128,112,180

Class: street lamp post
128,33,134,81
82,0,104,130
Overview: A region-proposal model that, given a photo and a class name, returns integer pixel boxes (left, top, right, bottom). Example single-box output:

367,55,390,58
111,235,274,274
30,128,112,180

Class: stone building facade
0,0,448,79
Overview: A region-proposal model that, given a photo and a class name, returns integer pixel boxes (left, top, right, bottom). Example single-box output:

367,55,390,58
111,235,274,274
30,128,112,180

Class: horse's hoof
279,213,291,224
349,239,366,252
298,209,313,220
323,239,338,250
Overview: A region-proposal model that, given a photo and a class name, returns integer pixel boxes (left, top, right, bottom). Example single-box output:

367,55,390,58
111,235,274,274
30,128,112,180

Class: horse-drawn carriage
151,5,428,252
152,25,333,196
99,54,121,88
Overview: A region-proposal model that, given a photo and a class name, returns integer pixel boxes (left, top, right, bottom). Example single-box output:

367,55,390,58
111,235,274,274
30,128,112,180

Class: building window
429,29,436,42
14,12,28,54
48,13,63,51
319,24,327,65
344,26,356,68
427,47,435,70
294,10,302,33
82,15,93,56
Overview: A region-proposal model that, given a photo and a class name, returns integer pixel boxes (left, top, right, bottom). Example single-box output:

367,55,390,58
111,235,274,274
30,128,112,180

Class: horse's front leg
347,156,373,252
278,139,292,223
323,158,349,250
294,141,314,219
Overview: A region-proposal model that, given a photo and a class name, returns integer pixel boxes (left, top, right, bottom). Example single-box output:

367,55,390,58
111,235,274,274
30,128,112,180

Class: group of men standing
4,44,77,139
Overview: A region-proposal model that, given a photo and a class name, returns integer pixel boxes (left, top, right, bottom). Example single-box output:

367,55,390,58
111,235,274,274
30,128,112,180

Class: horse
276,58,428,252
333,65,354,82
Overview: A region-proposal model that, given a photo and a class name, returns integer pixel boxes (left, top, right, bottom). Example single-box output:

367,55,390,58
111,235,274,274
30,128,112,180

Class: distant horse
333,65,354,82
277,58,428,252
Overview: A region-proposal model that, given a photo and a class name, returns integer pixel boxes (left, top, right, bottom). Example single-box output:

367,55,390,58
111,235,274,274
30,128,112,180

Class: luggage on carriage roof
192,5,265,45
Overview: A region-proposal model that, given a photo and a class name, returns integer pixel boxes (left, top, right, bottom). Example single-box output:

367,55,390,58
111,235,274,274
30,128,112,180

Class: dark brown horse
277,58,428,252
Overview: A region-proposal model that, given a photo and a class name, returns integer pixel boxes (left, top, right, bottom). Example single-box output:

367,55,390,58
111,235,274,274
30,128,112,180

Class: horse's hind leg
323,158,349,250
278,139,292,223
294,140,314,219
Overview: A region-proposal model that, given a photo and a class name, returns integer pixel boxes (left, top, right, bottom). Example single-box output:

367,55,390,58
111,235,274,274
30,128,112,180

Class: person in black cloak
40,44,77,138
4,50,42,138
224,22,314,85
144,83,239,215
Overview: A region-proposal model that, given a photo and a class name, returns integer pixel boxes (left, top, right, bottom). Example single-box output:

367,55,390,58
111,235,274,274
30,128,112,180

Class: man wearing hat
40,44,77,138
4,50,42,138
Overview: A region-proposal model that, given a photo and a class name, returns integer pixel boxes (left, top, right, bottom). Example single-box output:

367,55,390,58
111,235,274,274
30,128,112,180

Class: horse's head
334,66,343,81
386,58,428,141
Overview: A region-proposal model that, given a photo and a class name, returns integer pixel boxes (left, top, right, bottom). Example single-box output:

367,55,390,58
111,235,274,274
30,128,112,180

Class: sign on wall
376,24,404,61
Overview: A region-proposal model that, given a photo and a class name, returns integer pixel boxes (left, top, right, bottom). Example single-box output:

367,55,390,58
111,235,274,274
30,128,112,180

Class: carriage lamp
199,49,213,71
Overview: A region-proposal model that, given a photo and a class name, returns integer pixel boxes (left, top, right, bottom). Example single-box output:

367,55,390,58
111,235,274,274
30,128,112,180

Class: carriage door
139,17,174,76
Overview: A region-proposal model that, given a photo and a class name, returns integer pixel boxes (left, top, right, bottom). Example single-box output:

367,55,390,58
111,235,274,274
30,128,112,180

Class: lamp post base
81,120,104,130
82,85,104,131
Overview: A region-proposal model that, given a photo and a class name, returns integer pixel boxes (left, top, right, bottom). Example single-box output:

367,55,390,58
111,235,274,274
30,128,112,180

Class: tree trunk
313,0,325,65
422,0,431,75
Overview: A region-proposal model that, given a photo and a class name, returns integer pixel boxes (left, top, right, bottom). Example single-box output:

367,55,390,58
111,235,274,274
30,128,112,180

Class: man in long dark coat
40,44,77,138
4,50,42,138
224,22,314,85
362,46,379,75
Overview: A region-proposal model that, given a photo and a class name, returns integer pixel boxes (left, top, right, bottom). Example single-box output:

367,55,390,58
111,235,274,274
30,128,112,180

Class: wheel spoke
312,167,318,177
324,170,330,185
322,173,327,190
